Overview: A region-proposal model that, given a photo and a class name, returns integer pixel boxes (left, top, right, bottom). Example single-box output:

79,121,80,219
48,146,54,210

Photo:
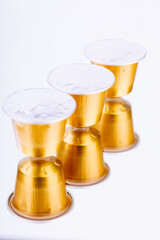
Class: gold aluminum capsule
8,157,72,221
48,64,114,185
57,127,109,186
84,39,146,97
93,98,138,152
48,63,115,127
3,88,76,220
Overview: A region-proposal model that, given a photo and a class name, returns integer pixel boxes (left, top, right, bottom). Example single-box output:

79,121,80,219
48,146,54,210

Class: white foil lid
3,88,76,124
48,63,115,95
84,39,146,66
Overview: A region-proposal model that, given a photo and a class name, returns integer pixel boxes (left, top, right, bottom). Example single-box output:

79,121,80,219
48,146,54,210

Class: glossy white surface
3,88,76,124
84,39,146,65
48,63,115,95
0,0,159,240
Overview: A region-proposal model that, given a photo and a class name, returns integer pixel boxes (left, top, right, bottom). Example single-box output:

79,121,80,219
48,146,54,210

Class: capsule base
103,134,138,153
8,192,72,221
66,163,109,187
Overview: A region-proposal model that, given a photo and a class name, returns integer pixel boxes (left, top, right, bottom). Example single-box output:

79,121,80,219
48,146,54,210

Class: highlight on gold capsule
3,88,76,220
8,156,73,221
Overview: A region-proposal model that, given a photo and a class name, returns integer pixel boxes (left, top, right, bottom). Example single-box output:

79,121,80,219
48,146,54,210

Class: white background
0,0,159,239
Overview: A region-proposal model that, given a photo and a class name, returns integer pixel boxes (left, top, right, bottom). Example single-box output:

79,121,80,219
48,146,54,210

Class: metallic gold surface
57,127,109,186
91,62,138,98
67,91,106,127
93,98,138,152
13,120,66,157
8,156,72,221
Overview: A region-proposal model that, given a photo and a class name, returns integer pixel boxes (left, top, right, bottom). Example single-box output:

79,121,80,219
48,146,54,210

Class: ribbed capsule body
57,127,109,186
94,98,137,152
8,157,72,220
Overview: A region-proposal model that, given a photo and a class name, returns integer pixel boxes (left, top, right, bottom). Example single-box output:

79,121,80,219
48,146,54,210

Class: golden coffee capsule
3,88,76,157
84,39,146,97
93,98,138,152
57,127,109,186
8,157,72,221
48,64,114,185
3,88,76,220
48,63,115,127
